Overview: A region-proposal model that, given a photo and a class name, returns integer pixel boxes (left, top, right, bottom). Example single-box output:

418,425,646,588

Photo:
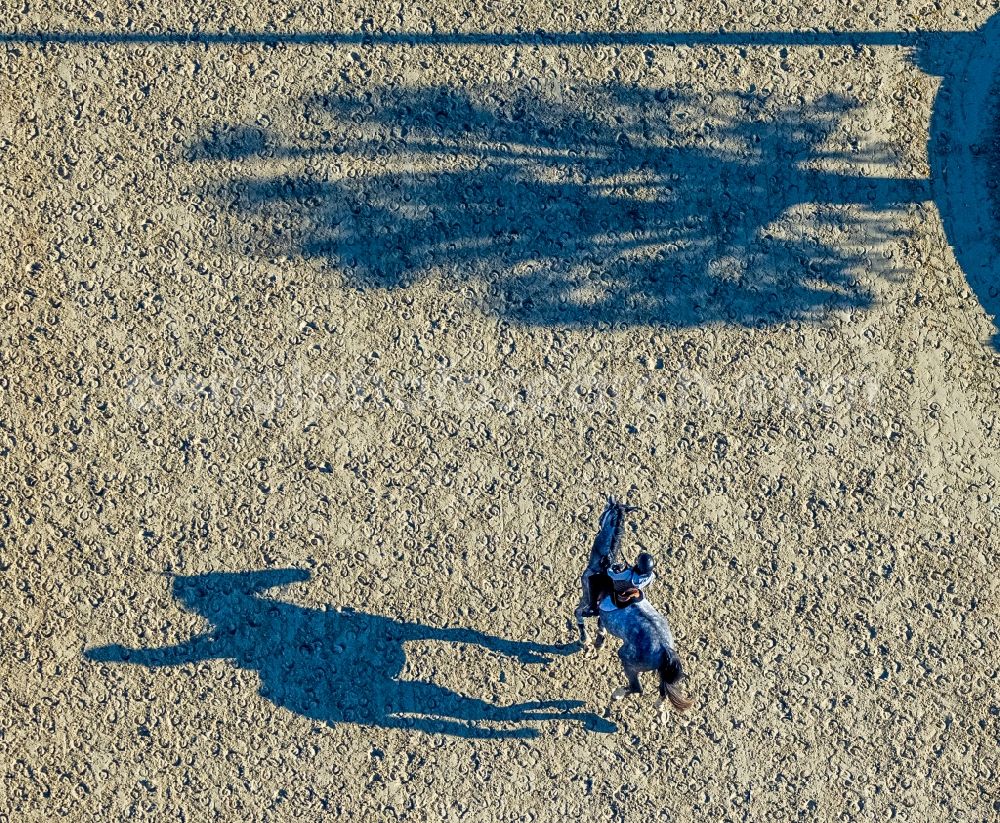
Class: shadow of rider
85,568,614,739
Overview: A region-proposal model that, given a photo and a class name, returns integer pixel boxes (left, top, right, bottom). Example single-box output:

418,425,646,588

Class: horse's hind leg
657,666,673,723
655,690,669,725
612,663,642,701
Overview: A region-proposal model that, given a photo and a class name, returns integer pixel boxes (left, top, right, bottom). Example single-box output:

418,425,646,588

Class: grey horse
574,497,694,722
598,594,694,723
573,496,638,647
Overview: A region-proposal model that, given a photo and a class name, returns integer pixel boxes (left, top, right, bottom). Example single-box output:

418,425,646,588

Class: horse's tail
658,647,694,712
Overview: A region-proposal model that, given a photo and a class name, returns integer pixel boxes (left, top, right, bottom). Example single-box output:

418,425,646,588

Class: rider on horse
602,551,656,609
574,497,654,644
575,498,693,718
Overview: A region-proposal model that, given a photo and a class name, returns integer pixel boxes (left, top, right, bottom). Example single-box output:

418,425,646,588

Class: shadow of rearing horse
85,569,613,739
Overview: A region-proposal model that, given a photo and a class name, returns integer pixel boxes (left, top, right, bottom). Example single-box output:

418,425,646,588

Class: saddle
612,586,643,608
585,572,644,615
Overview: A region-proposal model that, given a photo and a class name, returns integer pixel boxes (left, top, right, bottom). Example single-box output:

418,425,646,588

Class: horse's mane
606,498,637,566
608,506,625,565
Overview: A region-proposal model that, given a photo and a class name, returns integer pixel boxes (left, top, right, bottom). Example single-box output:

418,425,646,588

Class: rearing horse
573,496,637,647
575,497,694,722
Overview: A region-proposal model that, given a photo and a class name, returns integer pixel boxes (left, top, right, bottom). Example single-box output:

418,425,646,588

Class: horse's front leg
592,615,607,650
580,616,607,659
572,600,590,648
573,575,593,648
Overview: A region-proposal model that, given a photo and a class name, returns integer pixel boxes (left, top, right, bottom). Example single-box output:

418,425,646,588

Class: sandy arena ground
3,2,1000,821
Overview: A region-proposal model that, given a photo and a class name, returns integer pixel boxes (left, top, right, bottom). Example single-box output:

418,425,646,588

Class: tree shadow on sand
85,569,613,739
188,84,927,328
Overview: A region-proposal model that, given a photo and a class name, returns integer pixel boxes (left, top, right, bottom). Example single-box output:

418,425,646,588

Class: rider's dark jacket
599,568,655,611
607,566,655,594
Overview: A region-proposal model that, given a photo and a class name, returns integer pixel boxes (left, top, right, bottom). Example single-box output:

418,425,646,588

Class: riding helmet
634,552,655,576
